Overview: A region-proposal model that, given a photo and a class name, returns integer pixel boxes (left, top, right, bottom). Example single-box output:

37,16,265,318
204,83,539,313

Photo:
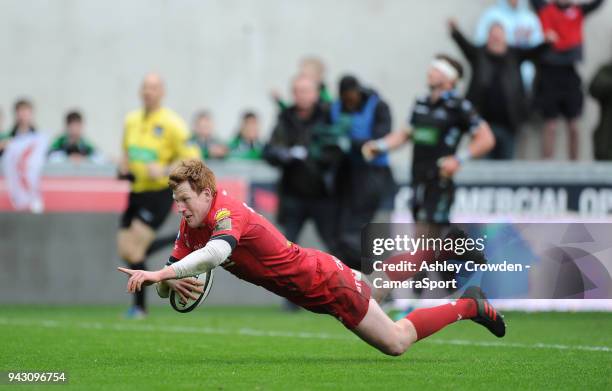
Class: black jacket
589,63,612,160
264,103,347,198
452,27,549,130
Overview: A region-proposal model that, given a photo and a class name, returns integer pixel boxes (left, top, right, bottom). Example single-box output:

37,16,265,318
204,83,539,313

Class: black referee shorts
120,188,174,230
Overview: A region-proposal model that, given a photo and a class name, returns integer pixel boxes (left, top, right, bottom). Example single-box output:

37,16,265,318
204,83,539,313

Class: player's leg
118,220,156,265
117,220,156,317
117,189,173,317
567,118,579,161
353,287,505,357
351,298,417,356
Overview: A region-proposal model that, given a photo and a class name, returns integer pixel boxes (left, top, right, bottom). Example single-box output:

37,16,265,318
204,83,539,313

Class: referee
117,73,200,318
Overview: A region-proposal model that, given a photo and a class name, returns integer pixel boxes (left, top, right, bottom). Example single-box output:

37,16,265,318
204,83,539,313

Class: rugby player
118,159,505,356
362,54,495,301
117,73,200,318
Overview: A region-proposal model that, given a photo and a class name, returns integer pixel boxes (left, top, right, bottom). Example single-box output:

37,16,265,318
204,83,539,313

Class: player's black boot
461,286,506,338
443,226,488,265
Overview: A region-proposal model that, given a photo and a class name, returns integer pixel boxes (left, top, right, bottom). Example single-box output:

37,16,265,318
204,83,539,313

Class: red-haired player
118,159,505,356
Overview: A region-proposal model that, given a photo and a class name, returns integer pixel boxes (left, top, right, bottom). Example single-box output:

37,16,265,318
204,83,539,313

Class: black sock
130,261,147,310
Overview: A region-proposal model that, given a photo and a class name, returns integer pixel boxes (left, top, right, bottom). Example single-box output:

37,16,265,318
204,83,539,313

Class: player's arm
465,120,495,160
438,120,495,178
361,128,410,160
117,123,133,180
118,238,234,293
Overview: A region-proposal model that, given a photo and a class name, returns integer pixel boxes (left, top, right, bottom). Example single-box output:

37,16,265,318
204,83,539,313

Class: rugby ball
169,270,215,313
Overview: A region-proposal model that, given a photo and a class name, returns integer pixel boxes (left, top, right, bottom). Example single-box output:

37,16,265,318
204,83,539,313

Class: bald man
264,75,348,261
118,72,200,318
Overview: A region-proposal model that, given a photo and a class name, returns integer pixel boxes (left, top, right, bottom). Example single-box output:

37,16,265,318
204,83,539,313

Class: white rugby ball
169,270,215,313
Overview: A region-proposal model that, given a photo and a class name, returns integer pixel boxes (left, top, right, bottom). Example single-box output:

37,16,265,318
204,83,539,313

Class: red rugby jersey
171,189,319,298
539,3,584,51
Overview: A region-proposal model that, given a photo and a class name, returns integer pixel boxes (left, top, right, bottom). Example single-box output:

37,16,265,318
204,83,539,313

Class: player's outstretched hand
166,278,205,304
117,267,161,293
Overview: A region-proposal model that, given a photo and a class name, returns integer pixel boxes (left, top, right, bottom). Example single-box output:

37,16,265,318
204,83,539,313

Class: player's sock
404,298,477,341
130,261,147,310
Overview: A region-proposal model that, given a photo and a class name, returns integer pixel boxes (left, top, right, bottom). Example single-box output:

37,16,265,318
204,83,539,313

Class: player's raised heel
461,286,506,338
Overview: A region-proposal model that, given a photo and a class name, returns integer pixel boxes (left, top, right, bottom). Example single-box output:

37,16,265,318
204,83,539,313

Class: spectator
271,56,333,111
11,99,37,138
264,75,348,252
227,111,264,160
450,19,550,159
0,99,37,157
530,0,605,160
330,75,395,272
48,111,102,163
191,110,228,159
589,58,612,160
475,0,544,91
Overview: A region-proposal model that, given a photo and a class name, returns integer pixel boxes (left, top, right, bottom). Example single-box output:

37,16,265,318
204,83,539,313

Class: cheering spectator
450,19,550,159
48,111,102,163
227,111,264,160
191,110,228,160
475,0,544,91
530,0,605,160
330,75,395,272
589,58,612,160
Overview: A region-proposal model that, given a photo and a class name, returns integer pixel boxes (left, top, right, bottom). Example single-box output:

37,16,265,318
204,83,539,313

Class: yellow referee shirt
123,107,201,193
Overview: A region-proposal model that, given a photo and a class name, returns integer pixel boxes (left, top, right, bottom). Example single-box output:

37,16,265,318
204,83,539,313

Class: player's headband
431,59,459,82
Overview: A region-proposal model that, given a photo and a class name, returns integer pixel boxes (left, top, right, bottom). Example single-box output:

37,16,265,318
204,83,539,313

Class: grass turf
0,306,610,390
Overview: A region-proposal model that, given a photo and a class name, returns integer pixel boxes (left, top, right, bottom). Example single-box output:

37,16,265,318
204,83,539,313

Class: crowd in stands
1,0,609,165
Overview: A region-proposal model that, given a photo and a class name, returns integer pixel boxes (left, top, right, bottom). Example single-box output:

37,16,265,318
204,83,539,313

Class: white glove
289,146,308,160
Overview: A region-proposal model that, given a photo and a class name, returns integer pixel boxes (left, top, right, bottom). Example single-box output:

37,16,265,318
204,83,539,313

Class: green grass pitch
0,305,610,390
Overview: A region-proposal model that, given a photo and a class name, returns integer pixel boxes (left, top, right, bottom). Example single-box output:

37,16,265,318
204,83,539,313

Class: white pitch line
0,317,610,353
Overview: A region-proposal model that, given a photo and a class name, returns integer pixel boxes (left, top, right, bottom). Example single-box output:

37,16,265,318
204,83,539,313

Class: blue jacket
331,92,390,167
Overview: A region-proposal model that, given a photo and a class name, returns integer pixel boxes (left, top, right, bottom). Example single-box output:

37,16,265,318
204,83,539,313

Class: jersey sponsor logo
127,146,158,163
214,218,232,232
412,127,440,145
214,208,231,222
